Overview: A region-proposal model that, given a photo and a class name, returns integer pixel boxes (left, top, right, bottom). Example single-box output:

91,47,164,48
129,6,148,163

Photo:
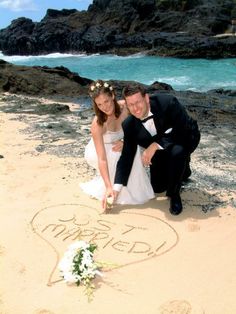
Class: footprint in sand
186,218,200,232
158,299,204,314
34,310,55,314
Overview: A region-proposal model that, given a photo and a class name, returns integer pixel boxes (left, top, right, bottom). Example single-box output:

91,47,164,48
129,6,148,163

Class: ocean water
1,52,236,92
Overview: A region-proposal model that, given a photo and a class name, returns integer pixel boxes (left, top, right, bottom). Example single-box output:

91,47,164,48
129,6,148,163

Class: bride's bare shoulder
91,116,103,133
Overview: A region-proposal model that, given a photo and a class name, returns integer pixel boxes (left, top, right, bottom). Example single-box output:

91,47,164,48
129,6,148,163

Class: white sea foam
0,51,98,62
159,76,190,85
0,51,34,62
148,76,193,89
115,53,146,59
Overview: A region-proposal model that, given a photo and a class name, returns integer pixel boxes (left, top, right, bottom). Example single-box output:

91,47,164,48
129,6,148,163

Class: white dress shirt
141,111,157,136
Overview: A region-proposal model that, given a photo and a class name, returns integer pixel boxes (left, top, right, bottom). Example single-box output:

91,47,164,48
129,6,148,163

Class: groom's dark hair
122,83,146,99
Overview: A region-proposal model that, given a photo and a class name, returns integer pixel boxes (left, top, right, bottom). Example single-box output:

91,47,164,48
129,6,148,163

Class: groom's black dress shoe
169,194,183,215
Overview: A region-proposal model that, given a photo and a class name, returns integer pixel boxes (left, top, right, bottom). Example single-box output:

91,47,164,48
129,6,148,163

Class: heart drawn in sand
30,204,179,285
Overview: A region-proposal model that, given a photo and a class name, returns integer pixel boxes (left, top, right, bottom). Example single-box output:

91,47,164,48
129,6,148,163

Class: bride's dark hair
89,80,121,125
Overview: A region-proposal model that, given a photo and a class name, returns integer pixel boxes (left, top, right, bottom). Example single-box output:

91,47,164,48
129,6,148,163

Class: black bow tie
141,115,154,123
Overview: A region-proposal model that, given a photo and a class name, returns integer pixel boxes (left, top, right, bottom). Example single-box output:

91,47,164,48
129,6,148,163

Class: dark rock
208,88,236,96
42,9,78,20
35,103,70,115
0,0,235,57
0,60,92,97
109,79,173,98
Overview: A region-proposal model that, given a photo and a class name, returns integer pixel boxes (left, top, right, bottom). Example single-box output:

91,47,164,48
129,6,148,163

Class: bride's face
95,93,115,116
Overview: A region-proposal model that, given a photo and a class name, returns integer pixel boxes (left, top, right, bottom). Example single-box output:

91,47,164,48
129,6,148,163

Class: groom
113,83,200,215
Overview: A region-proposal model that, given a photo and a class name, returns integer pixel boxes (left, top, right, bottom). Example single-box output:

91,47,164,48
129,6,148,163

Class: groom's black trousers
150,144,191,196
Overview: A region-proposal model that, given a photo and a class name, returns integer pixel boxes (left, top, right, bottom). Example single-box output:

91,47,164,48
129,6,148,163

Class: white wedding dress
80,129,155,204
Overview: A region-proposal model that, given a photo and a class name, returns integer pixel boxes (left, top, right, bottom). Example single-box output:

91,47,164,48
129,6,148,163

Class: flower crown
90,81,113,92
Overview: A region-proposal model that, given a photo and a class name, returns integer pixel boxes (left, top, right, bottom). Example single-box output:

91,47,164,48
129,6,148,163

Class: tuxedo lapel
152,115,159,132
136,118,150,138
150,99,165,134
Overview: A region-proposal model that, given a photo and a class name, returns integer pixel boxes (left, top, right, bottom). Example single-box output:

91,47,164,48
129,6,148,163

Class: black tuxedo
114,93,200,195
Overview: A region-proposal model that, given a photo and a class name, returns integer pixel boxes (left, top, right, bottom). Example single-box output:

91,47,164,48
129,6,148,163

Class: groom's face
125,92,150,120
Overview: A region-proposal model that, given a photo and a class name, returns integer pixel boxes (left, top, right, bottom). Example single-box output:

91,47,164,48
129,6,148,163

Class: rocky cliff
0,0,236,57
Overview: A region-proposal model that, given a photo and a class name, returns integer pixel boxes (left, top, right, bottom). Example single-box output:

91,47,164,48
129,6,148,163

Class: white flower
109,86,113,91
90,85,95,91
69,240,89,251
106,196,114,208
64,272,80,283
96,82,101,88
104,82,109,88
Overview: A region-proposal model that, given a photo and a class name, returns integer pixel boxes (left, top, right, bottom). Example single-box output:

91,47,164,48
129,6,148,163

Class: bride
80,80,154,210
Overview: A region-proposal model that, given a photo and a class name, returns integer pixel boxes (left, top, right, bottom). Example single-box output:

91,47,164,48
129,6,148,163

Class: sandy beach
0,93,236,314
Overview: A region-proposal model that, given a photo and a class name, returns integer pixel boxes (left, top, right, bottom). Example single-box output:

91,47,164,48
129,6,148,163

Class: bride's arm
110,99,128,153
91,118,113,200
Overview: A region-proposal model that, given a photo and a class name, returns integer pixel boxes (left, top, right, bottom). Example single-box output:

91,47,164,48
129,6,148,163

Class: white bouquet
58,240,102,301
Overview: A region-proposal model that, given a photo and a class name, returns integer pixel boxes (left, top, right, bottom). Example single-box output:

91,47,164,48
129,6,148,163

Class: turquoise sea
1,52,236,92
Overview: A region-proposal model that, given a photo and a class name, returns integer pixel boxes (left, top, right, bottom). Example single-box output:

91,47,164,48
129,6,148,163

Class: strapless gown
80,129,155,204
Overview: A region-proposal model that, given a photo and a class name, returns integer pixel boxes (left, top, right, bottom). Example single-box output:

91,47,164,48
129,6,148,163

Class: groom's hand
142,142,160,166
113,190,120,202
112,140,123,152
113,183,122,203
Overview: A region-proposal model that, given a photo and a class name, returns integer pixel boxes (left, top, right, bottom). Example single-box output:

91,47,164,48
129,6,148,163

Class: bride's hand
102,188,115,212
112,140,123,152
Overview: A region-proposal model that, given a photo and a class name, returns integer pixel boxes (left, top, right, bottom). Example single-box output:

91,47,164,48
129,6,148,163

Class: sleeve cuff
155,142,164,150
113,184,123,192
